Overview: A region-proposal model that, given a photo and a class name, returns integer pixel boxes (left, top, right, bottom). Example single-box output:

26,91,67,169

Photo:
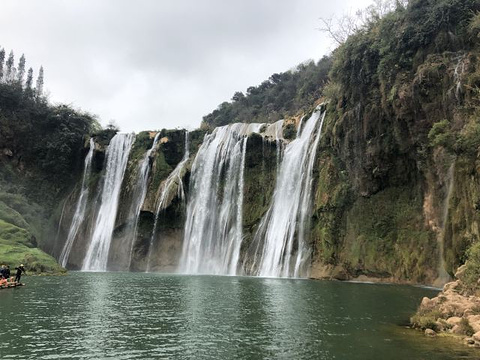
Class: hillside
0,54,98,273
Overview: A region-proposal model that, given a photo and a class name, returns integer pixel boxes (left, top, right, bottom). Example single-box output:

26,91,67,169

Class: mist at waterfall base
1,272,476,360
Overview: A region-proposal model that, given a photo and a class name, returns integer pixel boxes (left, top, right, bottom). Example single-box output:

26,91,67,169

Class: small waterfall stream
178,123,262,275
59,138,95,267
249,108,325,278
434,162,455,286
82,133,135,271
126,133,161,268
145,131,190,271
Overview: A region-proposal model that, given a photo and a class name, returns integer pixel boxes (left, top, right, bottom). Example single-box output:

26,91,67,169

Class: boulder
438,293,473,317
425,329,436,336
435,319,446,332
446,316,462,327
451,325,464,334
473,331,480,342
467,315,480,333
443,280,460,293
420,297,432,309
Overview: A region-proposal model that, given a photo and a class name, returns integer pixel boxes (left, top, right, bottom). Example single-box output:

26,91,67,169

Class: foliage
456,119,480,156
428,120,455,150
411,309,443,331
468,12,480,38
459,318,475,336
319,0,409,45
462,242,480,293
0,47,102,273
329,0,480,106
0,76,98,205
202,57,333,128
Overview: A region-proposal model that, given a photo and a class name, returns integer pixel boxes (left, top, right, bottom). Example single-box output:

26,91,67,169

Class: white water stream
82,133,135,271
178,123,262,275
126,133,161,269
249,108,325,277
58,138,95,267
145,131,190,272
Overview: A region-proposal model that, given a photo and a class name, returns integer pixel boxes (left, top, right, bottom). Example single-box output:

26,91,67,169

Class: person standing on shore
4,265,10,280
14,264,26,283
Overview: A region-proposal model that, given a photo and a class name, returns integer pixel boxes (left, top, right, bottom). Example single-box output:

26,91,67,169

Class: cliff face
53,50,480,284
310,46,480,284
5,0,480,284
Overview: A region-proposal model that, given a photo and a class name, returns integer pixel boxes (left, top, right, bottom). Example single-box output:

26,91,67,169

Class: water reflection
0,273,478,360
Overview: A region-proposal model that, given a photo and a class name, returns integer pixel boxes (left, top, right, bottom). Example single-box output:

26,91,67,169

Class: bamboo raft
0,283,25,290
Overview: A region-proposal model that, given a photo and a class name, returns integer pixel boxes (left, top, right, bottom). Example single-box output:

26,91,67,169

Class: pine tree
35,66,44,97
5,51,14,82
0,48,5,81
17,54,25,84
25,67,33,95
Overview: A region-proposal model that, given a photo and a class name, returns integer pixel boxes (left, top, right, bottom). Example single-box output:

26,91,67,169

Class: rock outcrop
411,264,480,348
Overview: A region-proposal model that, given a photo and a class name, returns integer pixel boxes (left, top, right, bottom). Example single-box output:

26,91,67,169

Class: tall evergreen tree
35,66,44,97
5,51,14,82
17,54,26,84
25,67,34,95
0,48,5,81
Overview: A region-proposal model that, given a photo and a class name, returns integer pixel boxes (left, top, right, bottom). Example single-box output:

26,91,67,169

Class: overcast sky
0,0,373,132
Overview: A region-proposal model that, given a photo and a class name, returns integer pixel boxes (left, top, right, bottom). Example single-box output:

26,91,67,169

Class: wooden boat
0,283,25,290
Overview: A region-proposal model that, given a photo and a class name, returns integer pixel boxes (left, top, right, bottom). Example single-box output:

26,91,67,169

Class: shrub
428,119,455,150
462,242,480,293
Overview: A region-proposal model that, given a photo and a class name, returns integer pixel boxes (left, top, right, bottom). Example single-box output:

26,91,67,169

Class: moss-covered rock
0,220,65,274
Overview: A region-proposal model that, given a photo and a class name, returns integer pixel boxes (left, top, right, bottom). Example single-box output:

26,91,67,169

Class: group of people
0,264,26,287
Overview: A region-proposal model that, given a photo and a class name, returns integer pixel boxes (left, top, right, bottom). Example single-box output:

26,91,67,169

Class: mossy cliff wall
309,49,480,284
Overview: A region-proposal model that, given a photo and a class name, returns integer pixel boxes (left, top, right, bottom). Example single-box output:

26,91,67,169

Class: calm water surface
0,272,478,359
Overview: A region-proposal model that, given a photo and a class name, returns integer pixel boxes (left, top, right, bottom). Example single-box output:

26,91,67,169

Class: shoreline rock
411,264,480,349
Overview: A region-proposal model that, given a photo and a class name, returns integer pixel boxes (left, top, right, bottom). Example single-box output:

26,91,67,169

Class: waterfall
178,123,262,275
145,130,190,272
249,107,325,278
58,138,95,267
434,162,455,287
126,133,162,269
453,54,466,101
264,119,285,172
82,133,135,271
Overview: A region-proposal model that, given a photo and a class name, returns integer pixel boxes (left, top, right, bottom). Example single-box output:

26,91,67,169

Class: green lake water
0,272,478,359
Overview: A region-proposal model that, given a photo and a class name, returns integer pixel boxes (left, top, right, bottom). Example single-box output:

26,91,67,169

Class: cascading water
82,133,135,271
126,133,161,268
434,163,455,287
58,138,95,267
264,119,285,171
145,131,190,272
178,123,262,275
248,107,325,278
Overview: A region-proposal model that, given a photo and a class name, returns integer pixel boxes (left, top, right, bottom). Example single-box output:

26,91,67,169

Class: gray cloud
0,0,372,132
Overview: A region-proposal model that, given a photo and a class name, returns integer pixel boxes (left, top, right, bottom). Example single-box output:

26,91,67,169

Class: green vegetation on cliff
0,48,99,273
202,57,332,128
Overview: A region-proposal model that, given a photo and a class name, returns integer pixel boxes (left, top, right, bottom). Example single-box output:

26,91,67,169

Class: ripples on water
0,272,478,359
